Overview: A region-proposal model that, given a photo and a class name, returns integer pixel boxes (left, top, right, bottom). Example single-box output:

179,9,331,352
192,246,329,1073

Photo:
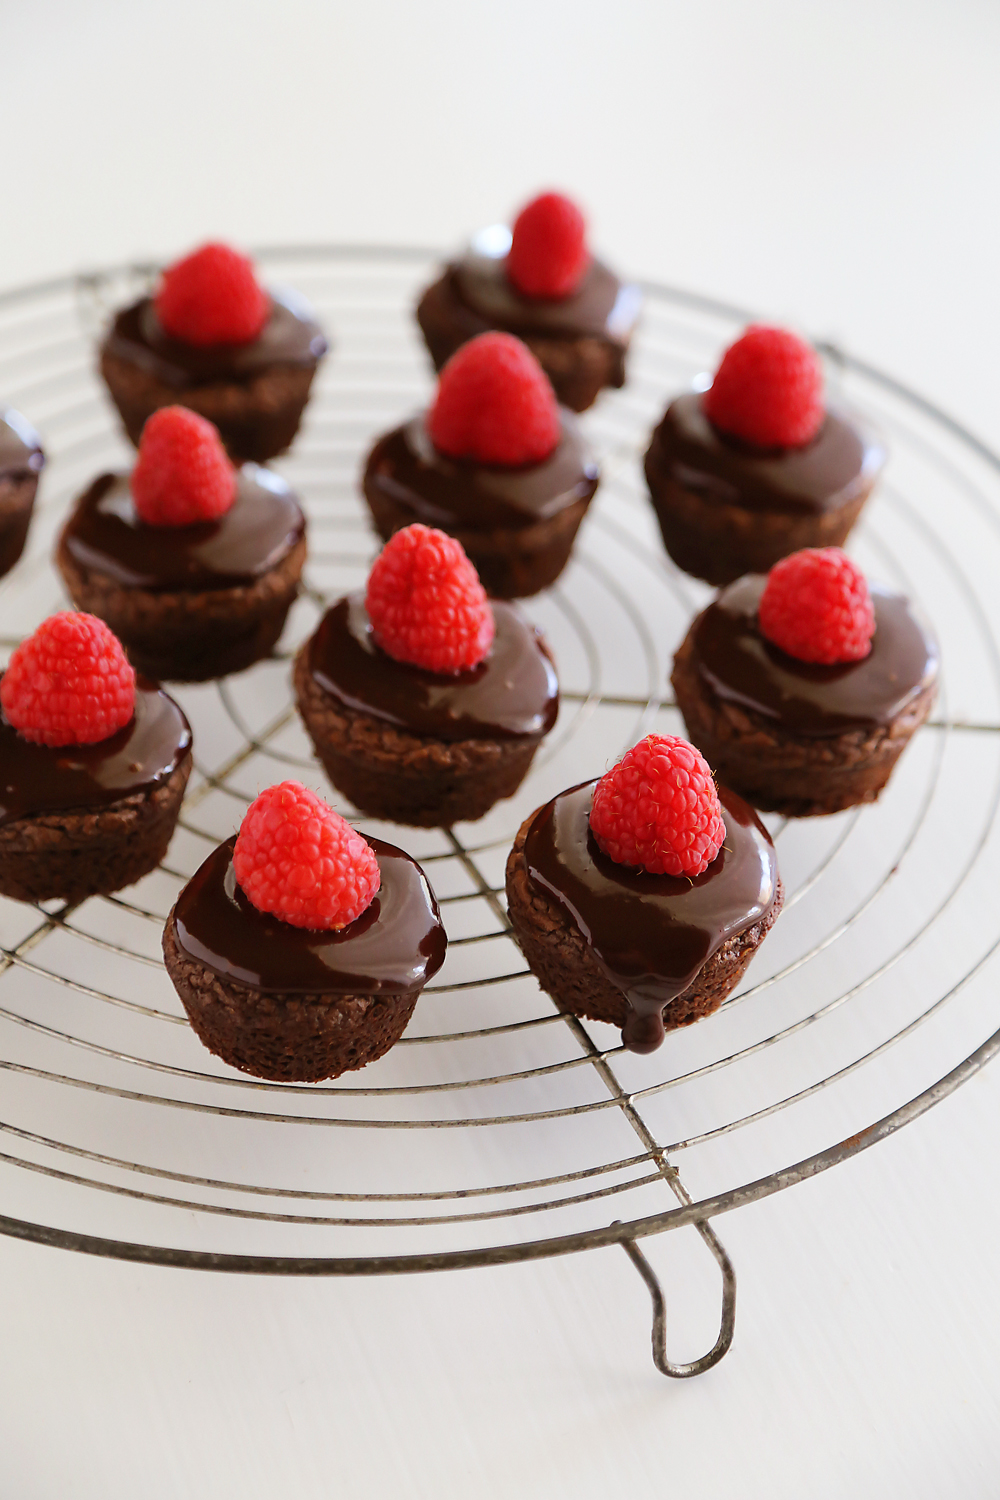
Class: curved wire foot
622,1222,736,1378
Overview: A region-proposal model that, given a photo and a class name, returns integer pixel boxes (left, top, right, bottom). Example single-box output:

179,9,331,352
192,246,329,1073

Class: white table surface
3,2,1000,1495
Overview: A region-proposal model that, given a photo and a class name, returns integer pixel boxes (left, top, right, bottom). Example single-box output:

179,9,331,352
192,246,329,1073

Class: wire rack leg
620,1220,736,1378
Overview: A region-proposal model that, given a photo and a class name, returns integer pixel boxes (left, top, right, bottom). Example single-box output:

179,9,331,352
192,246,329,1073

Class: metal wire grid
0,247,998,1376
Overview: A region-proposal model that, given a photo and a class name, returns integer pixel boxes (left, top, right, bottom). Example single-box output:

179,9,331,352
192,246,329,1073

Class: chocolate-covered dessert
0,408,44,578
672,572,938,816
57,413,306,682
417,199,641,412
99,243,327,462
506,776,782,1053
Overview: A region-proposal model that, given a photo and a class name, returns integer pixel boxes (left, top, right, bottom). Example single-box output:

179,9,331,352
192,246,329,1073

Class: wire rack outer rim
1,245,999,1277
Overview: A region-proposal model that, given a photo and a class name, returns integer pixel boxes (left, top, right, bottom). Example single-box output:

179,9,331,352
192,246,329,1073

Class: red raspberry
589,734,726,877
507,192,590,299
233,781,380,931
428,331,560,467
365,524,494,674
703,325,825,449
155,242,269,347
759,547,875,664
1,612,135,747
131,406,236,526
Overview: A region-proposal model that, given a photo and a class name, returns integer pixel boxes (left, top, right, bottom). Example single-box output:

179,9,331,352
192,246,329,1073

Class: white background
2,2,1000,1495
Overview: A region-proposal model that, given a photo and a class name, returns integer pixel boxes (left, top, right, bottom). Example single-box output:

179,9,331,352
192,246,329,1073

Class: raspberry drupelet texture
506,191,591,300
232,781,381,931
759,547,875,665
703,325,825,450
366,524,494,674
131,406,237,526
428,331,561,467
155,242,270,347
589,734,726,877
1,611,136,747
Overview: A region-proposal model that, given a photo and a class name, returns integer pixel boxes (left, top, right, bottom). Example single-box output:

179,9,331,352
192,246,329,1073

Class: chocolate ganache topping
61,465,305,591
103,288,327,389
525,780,777,1052
0,409,44,481
0,678,191,827
647,392,885,516
691,575,938,735
173,834,446,996
309,594,558,742
365,414,599,530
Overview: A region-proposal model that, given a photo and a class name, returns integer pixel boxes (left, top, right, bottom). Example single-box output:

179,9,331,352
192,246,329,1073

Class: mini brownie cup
417,192,641,412
0,408,44,578
506,735,782,1053
645,326,885,587
295,524,558,827
99,242,327,463
163,782,446,1082
0,613,191,904
364,331,599,599
57,406,306,682
671,549,939,817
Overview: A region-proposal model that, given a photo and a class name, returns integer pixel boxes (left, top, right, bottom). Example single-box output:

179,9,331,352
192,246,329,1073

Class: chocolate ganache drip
691,575,938,735
524,780,778,1052
0,409,44,481
174,835,446,996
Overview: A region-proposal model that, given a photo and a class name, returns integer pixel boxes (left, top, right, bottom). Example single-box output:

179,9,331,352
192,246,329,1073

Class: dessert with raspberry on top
506,734,782,1053
99,242,327,463
57,405,306,681
0,612,192,903
671,548,938,816
0,408,44,578
295,523,558,826
363,331,599,599
163,781,446,1081
417,191,640,412
645,325,885,586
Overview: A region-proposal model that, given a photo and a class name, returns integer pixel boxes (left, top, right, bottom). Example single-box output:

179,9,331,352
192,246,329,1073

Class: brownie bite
56,407,306,682
296,526,559,827
417,193,640,412
506,737,782,1053
0,614,192,904
0,408,44,578
671,554,939,817
364,332,599,599
99,242,327,463
163,783,446,1082
645,327,884,586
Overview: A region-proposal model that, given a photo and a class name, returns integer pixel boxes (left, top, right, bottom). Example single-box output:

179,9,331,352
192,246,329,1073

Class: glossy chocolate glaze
525,780,777,1052
0,408,44,480
103,289,327,388
691,575,938,736
648,393,885,516
365,415,599,530
451,225,641,361
174,834,446,996
309,594,559,743
61,466,305,591
0,679,191,827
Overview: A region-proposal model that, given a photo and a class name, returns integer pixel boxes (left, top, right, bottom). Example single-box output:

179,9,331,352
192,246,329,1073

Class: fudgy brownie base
56,536,306,682
364,477,590,600
644,458,872,589
416,272,625,414
671,627,937,816
0,754,191,905
163,915,418,1082
505,814,783,1036
294,644,542,826
0,472,39,579
99,347,318,464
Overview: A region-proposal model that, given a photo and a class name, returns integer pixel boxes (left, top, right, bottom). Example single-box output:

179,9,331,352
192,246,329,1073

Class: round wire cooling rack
0,246,999,1378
